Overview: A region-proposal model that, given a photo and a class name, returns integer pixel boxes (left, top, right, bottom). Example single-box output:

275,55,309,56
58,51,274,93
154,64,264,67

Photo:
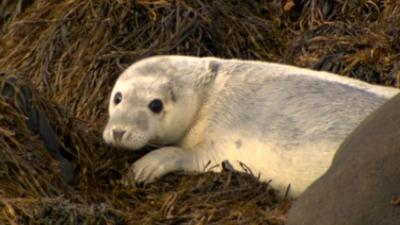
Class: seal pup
103,55,399,197
287,93,400,225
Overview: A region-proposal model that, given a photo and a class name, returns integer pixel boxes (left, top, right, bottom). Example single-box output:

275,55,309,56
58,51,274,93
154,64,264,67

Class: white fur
103,55,399,197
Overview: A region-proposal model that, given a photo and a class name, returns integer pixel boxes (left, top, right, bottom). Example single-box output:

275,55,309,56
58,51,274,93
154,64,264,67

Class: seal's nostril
112,129,126,142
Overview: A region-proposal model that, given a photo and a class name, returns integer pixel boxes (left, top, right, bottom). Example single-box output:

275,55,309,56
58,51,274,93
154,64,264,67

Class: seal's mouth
104,138,147,151
103,126,152,151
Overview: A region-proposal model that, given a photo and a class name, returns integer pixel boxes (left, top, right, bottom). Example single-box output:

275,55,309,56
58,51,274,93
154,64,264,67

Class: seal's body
287,93,400,225
103,55,399,197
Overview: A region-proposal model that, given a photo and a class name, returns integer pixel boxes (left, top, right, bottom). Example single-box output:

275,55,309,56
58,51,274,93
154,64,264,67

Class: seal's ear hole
148,99,163,113
114,92,123,105
169,87,177,102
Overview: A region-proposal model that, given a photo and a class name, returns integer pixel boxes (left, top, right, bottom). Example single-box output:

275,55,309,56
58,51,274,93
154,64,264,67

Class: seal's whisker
146,143,162,148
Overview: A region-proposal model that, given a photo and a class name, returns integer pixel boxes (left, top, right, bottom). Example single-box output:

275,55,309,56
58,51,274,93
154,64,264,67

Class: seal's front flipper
123,146,223,186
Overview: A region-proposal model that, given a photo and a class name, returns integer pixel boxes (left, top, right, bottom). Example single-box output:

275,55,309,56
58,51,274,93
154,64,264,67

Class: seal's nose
112,129,126,142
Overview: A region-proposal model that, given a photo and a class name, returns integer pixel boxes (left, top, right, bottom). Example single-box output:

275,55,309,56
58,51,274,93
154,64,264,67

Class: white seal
103,55,399,197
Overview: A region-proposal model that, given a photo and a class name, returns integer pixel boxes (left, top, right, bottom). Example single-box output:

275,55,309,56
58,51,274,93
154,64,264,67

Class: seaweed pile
0,0,399,224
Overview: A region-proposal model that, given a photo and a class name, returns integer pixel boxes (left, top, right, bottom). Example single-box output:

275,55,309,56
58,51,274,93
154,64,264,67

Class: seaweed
1,0,399,224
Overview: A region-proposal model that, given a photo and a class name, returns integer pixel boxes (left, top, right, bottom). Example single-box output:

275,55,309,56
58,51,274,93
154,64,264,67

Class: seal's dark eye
148,99,163,113
114,92,122,105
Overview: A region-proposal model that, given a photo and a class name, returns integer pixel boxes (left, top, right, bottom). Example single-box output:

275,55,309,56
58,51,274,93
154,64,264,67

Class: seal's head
103,56,217,150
